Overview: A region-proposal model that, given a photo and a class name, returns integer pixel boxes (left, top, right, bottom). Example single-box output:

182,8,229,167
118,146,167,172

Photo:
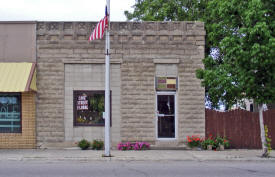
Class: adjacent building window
0,93,21,133
73,90,111,126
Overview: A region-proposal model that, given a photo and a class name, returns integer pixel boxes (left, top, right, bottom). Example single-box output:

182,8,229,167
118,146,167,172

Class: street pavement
1,161,274,177
0,149,274,162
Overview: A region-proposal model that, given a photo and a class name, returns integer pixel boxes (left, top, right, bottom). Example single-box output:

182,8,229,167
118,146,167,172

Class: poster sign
73,90,111,126
156,77,178,91
77,94,88,110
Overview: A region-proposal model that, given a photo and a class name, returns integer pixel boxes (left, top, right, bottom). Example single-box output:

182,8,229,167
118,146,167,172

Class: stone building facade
36,21,205,148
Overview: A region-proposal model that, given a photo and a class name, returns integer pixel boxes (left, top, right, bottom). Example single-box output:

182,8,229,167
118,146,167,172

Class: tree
196,0,275,157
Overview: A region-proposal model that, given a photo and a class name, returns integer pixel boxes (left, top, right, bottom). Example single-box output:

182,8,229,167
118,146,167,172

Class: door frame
155,91,178,140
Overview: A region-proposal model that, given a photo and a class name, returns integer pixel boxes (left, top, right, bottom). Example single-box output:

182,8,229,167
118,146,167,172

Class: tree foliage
196,0,275,108
124,0,208,21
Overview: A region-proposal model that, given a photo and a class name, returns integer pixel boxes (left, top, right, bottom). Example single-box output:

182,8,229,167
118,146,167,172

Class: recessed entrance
156,92,176,139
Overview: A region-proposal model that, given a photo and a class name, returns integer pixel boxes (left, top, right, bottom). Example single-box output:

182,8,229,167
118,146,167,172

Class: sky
0,0,136,21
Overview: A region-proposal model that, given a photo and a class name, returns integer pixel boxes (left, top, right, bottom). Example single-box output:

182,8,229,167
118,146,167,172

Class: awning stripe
25,63,36,91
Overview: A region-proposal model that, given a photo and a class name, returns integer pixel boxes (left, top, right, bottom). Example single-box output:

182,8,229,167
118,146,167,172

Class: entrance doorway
156,92,176,139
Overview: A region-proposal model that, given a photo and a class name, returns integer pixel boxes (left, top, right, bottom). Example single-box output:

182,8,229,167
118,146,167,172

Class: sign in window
73,90,111,126
0,93,21,133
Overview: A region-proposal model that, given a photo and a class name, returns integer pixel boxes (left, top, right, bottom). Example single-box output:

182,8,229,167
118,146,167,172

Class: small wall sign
77,94,88,110
156,77,178,91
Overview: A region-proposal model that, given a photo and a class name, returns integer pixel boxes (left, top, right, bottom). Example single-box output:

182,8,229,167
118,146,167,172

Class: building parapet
36,21,205,44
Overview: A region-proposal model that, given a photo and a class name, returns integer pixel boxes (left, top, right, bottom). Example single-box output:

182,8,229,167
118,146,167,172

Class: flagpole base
102,154,113,157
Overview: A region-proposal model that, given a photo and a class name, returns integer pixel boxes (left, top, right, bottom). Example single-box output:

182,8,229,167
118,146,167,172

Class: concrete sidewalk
0,149,274,162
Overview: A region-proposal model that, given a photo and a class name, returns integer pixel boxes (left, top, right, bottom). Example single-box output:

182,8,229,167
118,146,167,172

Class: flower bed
186,135,203,148
186,135,230,150
117,142,150,151
214,136,230,150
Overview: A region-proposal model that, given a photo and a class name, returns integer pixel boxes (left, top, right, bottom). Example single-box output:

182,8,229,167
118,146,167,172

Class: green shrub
201,137,215,150
213,136,230,149
78,139,90,150
91,140,104,150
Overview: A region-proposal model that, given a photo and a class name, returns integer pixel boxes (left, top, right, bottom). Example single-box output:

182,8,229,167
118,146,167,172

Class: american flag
89,6,109,41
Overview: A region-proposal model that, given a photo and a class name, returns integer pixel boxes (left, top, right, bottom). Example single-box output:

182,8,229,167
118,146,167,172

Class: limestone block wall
0,92,36,149
121,58,155,142
64,64,121,145
36,21,205,146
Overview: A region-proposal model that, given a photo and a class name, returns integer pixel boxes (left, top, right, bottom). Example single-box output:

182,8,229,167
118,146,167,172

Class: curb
2,155,275,162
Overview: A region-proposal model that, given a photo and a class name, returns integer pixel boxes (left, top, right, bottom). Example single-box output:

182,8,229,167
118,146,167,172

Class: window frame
0,92,22,133
73,90,112,127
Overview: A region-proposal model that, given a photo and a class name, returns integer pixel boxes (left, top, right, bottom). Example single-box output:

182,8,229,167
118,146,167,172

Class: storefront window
0,93,21,133
73,90,111,126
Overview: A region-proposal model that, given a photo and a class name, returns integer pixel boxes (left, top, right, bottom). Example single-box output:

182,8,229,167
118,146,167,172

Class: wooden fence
206,109,275,149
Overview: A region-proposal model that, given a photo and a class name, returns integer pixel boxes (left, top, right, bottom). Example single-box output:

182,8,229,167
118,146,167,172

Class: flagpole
104,0,111,157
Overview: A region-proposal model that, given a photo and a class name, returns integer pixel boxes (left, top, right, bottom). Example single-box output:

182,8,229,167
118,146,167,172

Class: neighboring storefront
36,21,206,148
0,63,37,148
0,22,37,148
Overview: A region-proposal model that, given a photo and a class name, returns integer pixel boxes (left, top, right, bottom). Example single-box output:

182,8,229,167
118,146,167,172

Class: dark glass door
157,94,175,138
